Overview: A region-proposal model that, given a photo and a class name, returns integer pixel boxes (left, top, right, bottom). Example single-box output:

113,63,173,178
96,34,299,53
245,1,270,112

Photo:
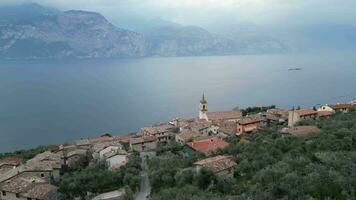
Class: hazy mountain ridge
142,20,240,56
0,4,146,59
0,4,287,59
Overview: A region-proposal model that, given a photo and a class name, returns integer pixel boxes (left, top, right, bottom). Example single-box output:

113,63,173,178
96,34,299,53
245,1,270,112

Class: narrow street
134,153,152,200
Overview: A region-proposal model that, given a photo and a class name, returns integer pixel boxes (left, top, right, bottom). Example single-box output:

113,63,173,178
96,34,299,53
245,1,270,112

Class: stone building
129,135,157,152
194,155,236,177
288,108,318,127
187,137,229,156
0,175,59,200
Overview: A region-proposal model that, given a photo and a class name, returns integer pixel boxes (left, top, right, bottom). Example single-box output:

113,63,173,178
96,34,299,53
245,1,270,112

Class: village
0,94,356,200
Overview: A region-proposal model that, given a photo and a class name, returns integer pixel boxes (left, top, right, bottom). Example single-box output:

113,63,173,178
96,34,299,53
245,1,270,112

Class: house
89,135,130,144
64,149,88,169
288,108,318,127
194,155,236,177
99,146,123,161
264,108,289,124
175,129,203,144
0,157,21,175
187,137,229,156
91,141,123,161
281,125,321,136
129,135,157,152
0,175,59,200
198,94,242,122
103,150,128,170
139,124,176,144
236,116,263,136
20,183,59,200
217,121,237,138
318,103,356,113
23,151,64,183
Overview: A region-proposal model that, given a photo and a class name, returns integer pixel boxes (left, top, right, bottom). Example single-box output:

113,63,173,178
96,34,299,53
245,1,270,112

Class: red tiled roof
317,111,333,117
295,109,317,116
112,135,130,143
0,157,21,167
176,129,201,142
194,155,236,173
187,137,229,155
183,120,212,130
21,183,58,200
238,116,262,125
90,135,130,144
328,103,355,110
206,111,242,121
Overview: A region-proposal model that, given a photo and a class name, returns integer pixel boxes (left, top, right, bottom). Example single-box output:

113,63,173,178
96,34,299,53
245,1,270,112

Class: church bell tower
199,93,208,120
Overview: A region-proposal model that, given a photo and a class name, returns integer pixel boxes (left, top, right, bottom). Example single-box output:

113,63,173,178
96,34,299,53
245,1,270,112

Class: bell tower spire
199,93,208,120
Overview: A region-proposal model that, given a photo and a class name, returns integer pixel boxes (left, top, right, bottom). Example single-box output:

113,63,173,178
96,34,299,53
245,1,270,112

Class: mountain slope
210,22,290,54
0,4,145,59
142,20,239,56
0,4,289,59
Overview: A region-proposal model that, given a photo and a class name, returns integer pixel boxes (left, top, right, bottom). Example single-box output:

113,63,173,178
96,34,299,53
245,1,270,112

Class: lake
1,53,356,152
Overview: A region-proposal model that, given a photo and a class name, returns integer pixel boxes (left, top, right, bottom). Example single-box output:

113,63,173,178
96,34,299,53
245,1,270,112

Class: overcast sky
1,0,356,28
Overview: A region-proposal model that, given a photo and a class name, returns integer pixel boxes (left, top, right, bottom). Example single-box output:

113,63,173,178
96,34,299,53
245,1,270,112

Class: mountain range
0,4,288,59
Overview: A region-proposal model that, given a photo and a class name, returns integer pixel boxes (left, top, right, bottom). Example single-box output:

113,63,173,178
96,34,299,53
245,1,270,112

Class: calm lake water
1,54,356,152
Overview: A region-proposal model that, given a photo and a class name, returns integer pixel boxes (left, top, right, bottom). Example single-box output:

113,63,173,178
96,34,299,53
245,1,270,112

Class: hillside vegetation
148,111,356,200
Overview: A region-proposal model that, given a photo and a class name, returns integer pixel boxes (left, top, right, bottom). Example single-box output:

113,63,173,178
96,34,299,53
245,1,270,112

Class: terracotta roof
0,157,21,167
317,111,333,117
90,136,113,144
25,151,62,171
140,124,174,135
264,113,280,121
130,135,157,145
183,120,212,130
176,129,202,142
21,183,58,200
112,135,130,143
238,116,262,125
328,103,355,110
294,109,317,116
267,108,288,116
206,110,242,121
187,137,229,155
285,126,321,136
0,176,45,193
217,121,237,135
266,109,288,120
194,155,236,173
90,135,131,144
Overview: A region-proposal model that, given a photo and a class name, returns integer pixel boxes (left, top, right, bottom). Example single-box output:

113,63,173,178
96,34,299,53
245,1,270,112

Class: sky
1,0,356,29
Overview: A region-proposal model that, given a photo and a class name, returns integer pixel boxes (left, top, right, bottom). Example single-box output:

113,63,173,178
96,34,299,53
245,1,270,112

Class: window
27,198,32,200
2,191,6,196
40,173,45,178
16,193,20,198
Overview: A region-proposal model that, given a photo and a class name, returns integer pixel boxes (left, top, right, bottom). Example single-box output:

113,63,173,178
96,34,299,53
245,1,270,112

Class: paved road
134,155,151,200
